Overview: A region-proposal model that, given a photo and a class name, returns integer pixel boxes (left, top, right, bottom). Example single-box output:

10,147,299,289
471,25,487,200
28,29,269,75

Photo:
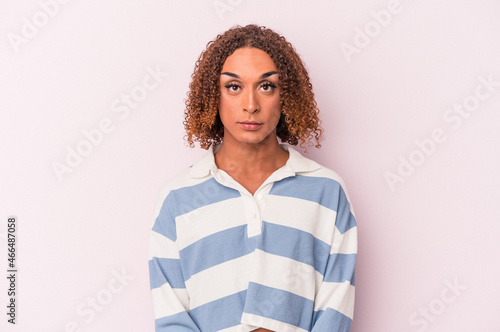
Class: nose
242,89,259,114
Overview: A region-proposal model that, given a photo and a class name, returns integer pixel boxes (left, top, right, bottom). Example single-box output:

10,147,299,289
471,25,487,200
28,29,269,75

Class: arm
311,184,357,332
148,189,201,331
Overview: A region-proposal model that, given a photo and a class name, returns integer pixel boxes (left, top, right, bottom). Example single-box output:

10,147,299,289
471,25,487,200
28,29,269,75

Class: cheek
270,101,282,125
219,91,238,109
218,95,231,121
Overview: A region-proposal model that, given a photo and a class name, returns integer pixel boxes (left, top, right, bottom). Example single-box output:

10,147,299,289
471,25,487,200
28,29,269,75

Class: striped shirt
148,144,357,332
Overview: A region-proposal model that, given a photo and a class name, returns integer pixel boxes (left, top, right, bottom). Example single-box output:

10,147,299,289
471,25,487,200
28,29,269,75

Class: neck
214,135,288,175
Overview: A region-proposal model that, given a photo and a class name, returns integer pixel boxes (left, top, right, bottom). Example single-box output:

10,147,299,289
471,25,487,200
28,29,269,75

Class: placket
209,169,256,236
245,184,272,237
210,166,295,238
211,169,269,238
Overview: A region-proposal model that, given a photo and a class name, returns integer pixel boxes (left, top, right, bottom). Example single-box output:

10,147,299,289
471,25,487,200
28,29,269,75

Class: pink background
1,0,499,331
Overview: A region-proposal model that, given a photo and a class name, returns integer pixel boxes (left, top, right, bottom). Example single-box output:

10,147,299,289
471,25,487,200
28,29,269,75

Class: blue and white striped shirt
148,144,357,332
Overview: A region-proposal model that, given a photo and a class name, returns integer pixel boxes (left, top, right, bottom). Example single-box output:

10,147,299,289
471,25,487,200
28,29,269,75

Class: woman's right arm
148,188,201,331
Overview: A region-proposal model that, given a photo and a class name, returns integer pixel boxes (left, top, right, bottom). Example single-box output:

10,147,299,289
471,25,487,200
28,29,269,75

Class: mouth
238,121,263,130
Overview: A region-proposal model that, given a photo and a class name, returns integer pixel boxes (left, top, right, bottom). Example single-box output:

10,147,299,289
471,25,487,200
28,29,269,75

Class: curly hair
183,24,323,151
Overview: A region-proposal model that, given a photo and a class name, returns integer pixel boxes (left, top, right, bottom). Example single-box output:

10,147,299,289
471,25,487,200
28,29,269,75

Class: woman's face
218,47,281,147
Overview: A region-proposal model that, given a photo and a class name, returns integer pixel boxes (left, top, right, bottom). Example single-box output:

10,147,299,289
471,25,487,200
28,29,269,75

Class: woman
148,24,357,332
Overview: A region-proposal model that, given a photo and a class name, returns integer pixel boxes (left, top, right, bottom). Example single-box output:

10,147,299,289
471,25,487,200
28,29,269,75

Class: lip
238,121,263,130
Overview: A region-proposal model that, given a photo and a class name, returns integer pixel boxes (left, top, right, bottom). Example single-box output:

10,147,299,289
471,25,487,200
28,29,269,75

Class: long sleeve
148,188,201,331
311,184,357,332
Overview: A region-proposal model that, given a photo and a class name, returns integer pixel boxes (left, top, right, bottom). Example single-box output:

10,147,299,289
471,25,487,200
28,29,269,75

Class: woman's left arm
311,183,358,332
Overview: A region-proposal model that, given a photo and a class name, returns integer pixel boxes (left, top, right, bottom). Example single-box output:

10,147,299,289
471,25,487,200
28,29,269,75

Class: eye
224,83,241,92
260,82,277,92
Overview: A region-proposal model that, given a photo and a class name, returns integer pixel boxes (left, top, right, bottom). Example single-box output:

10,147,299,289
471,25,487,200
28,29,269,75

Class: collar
189,143,321,179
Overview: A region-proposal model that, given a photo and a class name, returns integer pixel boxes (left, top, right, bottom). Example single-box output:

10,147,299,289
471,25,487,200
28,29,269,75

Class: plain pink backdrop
1,0,499,331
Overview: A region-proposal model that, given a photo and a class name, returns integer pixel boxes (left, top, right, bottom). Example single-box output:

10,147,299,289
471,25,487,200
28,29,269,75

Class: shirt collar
189,143,321,179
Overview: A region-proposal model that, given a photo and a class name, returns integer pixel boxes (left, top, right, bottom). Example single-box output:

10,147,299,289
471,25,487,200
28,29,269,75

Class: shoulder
155,167,191,199
286,145,349,191
150,165,212,226
303,163,349,190
154,146,217,204
288,151,355,211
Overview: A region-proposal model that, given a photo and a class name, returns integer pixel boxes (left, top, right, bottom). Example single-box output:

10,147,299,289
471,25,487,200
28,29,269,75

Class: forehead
221,47,277,75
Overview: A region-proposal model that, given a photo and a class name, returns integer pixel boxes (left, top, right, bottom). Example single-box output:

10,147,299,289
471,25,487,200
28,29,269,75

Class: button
257,194,263,200
252,214,257,219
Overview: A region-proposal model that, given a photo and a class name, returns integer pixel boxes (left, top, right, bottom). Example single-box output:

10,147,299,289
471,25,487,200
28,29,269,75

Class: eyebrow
220,71,278,79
